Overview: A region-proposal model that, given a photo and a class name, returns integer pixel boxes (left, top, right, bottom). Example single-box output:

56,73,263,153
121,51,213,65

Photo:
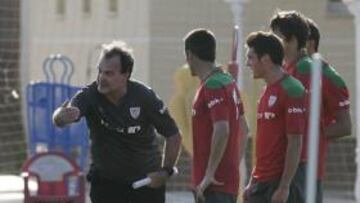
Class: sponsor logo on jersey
128,125,141,134
339,100,350,107
130,107,141,119
100,119,125,133
159,105,167,114
268,95,277,107
287,107,304,114
207,98,223,108
257,112,276,120
100,119,108,127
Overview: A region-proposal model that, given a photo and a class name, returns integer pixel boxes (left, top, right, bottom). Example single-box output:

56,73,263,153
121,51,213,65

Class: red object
285,59,350,180
228,62,239,82
227,26,239,81
22,151,85,203
252,75,306,181
192,73,245,195
231,26,239,63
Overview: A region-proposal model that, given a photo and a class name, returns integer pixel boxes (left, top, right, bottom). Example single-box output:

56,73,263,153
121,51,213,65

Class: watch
162,166,175,176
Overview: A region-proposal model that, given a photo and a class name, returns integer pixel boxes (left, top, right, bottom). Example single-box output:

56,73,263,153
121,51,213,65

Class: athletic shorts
88,169,165,203
247,163,306,203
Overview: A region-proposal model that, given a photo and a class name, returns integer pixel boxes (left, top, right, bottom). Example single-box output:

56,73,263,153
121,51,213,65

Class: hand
195,176,224,203
147,170,169,188
243,182,253,202
271,186,289,203
53,101,80,126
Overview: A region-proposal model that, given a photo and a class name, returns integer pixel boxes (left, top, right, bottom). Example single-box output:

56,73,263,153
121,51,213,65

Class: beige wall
146,0,356,138
23,0,355,106
20,0,357,192
148,0,235,101
25,0,150,86
23,0,356,132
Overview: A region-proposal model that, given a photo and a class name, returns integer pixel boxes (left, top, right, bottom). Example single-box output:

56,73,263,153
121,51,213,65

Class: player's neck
106,85,127,105
197,62,217,81
308,49,316,56
264,66,285,85
284,49,302,65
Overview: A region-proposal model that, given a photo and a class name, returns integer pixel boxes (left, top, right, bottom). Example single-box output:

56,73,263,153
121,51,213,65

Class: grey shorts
247,163,306,203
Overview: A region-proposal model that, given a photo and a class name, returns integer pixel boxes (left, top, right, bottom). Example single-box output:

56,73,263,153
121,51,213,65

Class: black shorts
247,163,306,203
88,169,165,203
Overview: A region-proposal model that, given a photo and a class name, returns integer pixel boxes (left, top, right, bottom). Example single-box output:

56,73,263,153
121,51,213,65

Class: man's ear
125,72,130,79
185,50,192,59
308,40,316,51
261,54,271,65
289,36,300,50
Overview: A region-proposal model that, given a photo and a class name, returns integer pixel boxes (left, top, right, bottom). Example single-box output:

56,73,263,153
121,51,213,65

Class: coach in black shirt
52,41,182,203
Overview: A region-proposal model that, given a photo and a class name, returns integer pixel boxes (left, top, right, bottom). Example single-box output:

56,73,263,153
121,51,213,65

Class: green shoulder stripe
296,56,312,74
280,76,305,98
322,63,346,88
205,72,233,89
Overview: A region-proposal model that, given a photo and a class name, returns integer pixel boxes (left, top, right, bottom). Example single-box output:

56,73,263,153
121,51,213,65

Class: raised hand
53,101,80,127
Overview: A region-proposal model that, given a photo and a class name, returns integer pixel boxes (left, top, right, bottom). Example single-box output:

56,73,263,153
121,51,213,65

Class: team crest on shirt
159,105,167,114
130,107,141,119
268,95,277,107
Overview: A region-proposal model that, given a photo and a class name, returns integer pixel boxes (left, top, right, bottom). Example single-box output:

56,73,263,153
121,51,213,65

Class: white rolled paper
132,167,179,189
132,177,152,189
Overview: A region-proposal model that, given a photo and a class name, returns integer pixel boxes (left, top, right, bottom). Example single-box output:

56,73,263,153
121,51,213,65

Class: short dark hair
307,18,320,52
100,41,134,77
246,31,284,66
270,10,309,50
184,28,216,62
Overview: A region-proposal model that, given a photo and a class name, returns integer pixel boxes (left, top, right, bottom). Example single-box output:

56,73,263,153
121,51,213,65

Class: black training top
70,80,179,182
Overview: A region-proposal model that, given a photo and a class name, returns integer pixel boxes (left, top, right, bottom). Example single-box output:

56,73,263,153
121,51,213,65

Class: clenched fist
52,101,80,127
